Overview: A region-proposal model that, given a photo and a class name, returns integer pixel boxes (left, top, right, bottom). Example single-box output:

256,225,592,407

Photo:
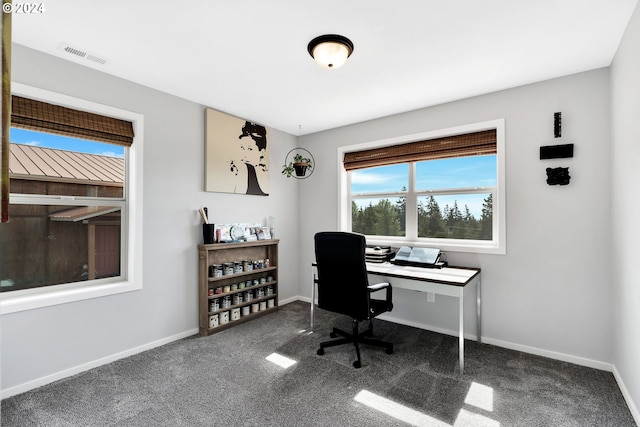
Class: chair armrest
368,282,392,306
367,282,390,292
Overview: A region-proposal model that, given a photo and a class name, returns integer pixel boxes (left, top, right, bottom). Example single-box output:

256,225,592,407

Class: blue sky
351,155,496,218
351,156,496,193
11,128,125,158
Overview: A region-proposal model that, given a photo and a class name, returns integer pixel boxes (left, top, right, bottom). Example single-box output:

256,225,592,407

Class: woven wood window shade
11,96,134,146
343,129,496,171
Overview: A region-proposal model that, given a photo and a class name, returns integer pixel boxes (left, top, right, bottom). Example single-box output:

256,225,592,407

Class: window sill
363,237,505,255
0,279,141,314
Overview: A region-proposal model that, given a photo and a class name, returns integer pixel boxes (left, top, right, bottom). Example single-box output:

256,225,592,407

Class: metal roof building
8,143,124,186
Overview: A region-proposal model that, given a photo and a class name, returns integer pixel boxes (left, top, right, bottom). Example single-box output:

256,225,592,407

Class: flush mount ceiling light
307,34,354,69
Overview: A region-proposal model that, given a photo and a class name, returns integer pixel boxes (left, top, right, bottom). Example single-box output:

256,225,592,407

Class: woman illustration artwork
230,121,269,196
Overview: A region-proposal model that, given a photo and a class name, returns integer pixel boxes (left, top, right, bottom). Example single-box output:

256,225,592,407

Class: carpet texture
1,301,636,426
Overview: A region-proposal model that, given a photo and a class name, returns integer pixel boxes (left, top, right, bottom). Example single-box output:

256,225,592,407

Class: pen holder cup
203,224,216,244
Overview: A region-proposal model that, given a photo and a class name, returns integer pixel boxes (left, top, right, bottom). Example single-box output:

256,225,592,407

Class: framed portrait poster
205,108,269,196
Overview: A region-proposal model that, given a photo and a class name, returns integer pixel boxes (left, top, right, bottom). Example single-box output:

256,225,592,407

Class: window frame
0,83,144,314
338,119,505,255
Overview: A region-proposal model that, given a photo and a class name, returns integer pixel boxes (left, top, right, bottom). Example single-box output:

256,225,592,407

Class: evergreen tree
353,193,492,241
359,202,377,235
351,201,360,231
419,196,446,238
352,199,403,236
395,190,407,233
444,201,465,238
373,199,402,236
480,194,493,240
463,205,473,221
463,204,480,239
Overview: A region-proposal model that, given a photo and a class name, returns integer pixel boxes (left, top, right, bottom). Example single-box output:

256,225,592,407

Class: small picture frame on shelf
257,227,271,240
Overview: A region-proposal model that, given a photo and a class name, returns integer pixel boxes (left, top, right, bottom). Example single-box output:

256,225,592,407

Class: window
339,119,505,254
0,83,143,313
3,131,125,291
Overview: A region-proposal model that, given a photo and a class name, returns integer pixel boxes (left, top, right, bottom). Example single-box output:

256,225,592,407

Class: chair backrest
314,231,370,320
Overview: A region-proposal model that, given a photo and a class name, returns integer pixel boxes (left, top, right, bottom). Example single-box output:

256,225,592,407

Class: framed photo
256,227,271,240
205,108,269,196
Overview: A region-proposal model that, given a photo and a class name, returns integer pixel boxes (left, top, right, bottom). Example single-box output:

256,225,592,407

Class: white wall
0,45,300,395
299,69,613,368
611,1,640,421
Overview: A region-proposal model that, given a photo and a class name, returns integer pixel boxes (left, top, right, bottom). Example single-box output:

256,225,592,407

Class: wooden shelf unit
198,239,279,336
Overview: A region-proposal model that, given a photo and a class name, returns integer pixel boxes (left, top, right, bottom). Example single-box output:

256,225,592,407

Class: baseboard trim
377,312,479,341
279,295,303,306
1,328,199,399
480,336,613,372
299,297,613,372
612,365,640,425
379,313,612,371
296,295,314,305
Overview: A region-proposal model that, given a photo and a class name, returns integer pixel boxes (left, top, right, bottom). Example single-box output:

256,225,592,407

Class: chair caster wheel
386,347,393,355
317,348,325,356
330,332,337,338
353,360,361,368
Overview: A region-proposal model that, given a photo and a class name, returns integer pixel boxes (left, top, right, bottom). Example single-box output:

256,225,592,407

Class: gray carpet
1,301,636,426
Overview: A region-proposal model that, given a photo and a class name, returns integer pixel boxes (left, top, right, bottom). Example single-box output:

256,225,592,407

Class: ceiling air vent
63,46,87,58
86,54,107,65
58,43,109,66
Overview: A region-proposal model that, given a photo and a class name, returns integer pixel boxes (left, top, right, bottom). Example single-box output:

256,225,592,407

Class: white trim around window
337,119,506,255
0,83,144,314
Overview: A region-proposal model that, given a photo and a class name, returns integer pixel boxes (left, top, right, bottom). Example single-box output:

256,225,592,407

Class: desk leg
459,289,464,375
477,278,482,344
310,268,316,331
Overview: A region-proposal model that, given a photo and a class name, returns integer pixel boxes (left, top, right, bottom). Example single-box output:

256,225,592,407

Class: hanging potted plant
282,153,313,178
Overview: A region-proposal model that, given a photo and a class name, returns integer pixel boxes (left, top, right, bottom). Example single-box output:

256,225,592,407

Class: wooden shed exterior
0,143,124,292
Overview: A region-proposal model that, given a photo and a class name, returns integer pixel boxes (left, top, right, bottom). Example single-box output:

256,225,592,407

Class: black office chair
314,231,394,368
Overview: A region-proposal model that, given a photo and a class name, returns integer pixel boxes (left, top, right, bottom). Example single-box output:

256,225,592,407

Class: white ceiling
12,0,638,135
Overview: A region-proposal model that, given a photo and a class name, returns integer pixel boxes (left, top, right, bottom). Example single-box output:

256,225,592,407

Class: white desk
311,262,481,374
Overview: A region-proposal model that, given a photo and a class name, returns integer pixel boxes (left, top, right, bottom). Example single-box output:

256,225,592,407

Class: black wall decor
554,112,562,138
541,112,573,186
546,167,571,185
540,143,574,159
